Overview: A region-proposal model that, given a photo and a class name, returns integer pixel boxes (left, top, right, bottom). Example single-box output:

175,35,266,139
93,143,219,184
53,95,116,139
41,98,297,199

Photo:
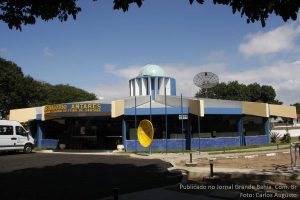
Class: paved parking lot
0,152,181,200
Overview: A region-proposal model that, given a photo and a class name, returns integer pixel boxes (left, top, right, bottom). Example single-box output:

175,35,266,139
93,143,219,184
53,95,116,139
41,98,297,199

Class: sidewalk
37,149,130,155
100,185,222,200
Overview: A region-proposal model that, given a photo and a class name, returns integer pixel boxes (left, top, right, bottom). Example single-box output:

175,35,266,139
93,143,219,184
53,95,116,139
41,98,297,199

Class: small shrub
270,132,280,143
280,132,291,144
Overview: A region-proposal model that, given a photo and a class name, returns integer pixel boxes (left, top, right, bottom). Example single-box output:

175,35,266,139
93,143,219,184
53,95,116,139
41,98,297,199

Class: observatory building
129,64,176,98
9,64,297,151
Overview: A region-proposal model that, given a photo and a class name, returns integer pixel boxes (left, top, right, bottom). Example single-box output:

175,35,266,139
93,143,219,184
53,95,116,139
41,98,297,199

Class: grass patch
126,143,290,154
128,150,194,154
200,143,285,152
208,146,290,155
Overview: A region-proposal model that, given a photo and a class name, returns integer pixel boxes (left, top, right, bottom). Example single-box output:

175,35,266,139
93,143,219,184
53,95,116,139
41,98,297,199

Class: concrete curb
36,150,128,156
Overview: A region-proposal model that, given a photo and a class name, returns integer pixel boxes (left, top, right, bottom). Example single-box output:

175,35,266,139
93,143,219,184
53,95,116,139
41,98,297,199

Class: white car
0,120,35,153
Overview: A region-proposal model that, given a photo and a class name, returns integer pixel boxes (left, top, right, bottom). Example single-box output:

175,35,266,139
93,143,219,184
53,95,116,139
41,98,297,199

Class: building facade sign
44,103,102,114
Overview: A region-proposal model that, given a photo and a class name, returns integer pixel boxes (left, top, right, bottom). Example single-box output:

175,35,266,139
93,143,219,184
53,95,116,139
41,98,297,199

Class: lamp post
209,159,214,177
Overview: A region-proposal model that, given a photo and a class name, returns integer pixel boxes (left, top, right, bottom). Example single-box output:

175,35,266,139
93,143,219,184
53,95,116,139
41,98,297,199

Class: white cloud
104,64,141,79
43,46,54,57
89,81,129,101
89,63,226,100
0,48,8,54
221,60,300,104
239,24,300,57
207,50,226,62
88,61,300,104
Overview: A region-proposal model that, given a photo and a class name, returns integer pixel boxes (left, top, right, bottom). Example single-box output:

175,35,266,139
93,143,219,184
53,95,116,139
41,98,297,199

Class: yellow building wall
188,99,204,117
242,102,269,117
9,107,37,123
111,100,125,118
269,104,297,119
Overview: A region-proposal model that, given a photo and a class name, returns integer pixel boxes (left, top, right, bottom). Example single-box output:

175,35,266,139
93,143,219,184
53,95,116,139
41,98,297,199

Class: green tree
248,83,261,102
291,103,300,114
0,58,28,117
0,57,97,118
195,81,281,104
44,84,97,105
1,0,300,30
260,85,276,103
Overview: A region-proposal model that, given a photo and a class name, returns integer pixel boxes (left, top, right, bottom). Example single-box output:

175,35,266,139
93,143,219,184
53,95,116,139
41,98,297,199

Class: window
0,125,13,135
16,126,27,136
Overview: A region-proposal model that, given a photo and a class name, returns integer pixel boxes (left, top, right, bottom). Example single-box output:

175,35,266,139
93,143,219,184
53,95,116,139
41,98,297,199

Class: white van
0,120,34,153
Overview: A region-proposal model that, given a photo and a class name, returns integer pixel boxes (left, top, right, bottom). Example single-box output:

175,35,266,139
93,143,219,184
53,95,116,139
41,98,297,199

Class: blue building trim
101,104,111,112
170,78,176,96
36,124,43,147
40,139,59,149
204,107,242,115
126,139,186,151
264,118,270,144
191,137,240,149
245,135,267,146
238,117,244,146
36,114,42,120
122,119,127,150
126,137,242,151
125,107,189,115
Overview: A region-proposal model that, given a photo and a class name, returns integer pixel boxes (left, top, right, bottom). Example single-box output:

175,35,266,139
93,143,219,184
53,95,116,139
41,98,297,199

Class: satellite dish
137,119,154,148
193,72,219,97
193,72,219,88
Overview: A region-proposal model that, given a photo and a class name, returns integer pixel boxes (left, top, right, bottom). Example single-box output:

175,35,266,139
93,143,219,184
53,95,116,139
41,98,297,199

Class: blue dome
138,64,166,77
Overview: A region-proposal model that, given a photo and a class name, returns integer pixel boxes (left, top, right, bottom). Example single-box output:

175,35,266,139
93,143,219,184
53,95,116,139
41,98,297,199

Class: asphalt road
0,152,181,200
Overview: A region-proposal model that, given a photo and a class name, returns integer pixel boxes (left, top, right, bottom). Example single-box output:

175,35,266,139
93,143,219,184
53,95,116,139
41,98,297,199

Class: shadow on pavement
0,162,181,200
0,151,36,156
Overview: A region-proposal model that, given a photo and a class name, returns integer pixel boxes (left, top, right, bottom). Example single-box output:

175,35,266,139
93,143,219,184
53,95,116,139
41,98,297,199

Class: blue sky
1,0,300,104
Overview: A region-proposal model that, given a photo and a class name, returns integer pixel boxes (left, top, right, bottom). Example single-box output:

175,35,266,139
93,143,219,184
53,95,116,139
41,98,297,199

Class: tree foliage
0,57,97,118
189,0,300,27
291,103,300,114
0,58,27,117
195,81,282,104
0,0,81,30
1,0,300,30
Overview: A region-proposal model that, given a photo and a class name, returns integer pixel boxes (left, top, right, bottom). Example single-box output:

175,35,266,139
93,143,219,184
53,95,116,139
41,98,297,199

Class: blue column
238,116,244,146
264,118,270,144
129,80,131,96
170,78,176,96
186,116,191,150
197,113,201,151
36,123,43,147
133,79,136,96
163,77,166,96
139,78,142,95
148,76,151,96
122,119,127,151
155,77,159,97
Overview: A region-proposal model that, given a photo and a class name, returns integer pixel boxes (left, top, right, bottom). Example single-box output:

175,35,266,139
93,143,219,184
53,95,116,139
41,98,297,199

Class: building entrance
42,117,122,150
65,117,122,149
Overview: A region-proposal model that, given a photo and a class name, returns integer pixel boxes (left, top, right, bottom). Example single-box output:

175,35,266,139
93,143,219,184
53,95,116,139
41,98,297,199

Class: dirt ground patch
174,152,300,199
182,152,293,171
